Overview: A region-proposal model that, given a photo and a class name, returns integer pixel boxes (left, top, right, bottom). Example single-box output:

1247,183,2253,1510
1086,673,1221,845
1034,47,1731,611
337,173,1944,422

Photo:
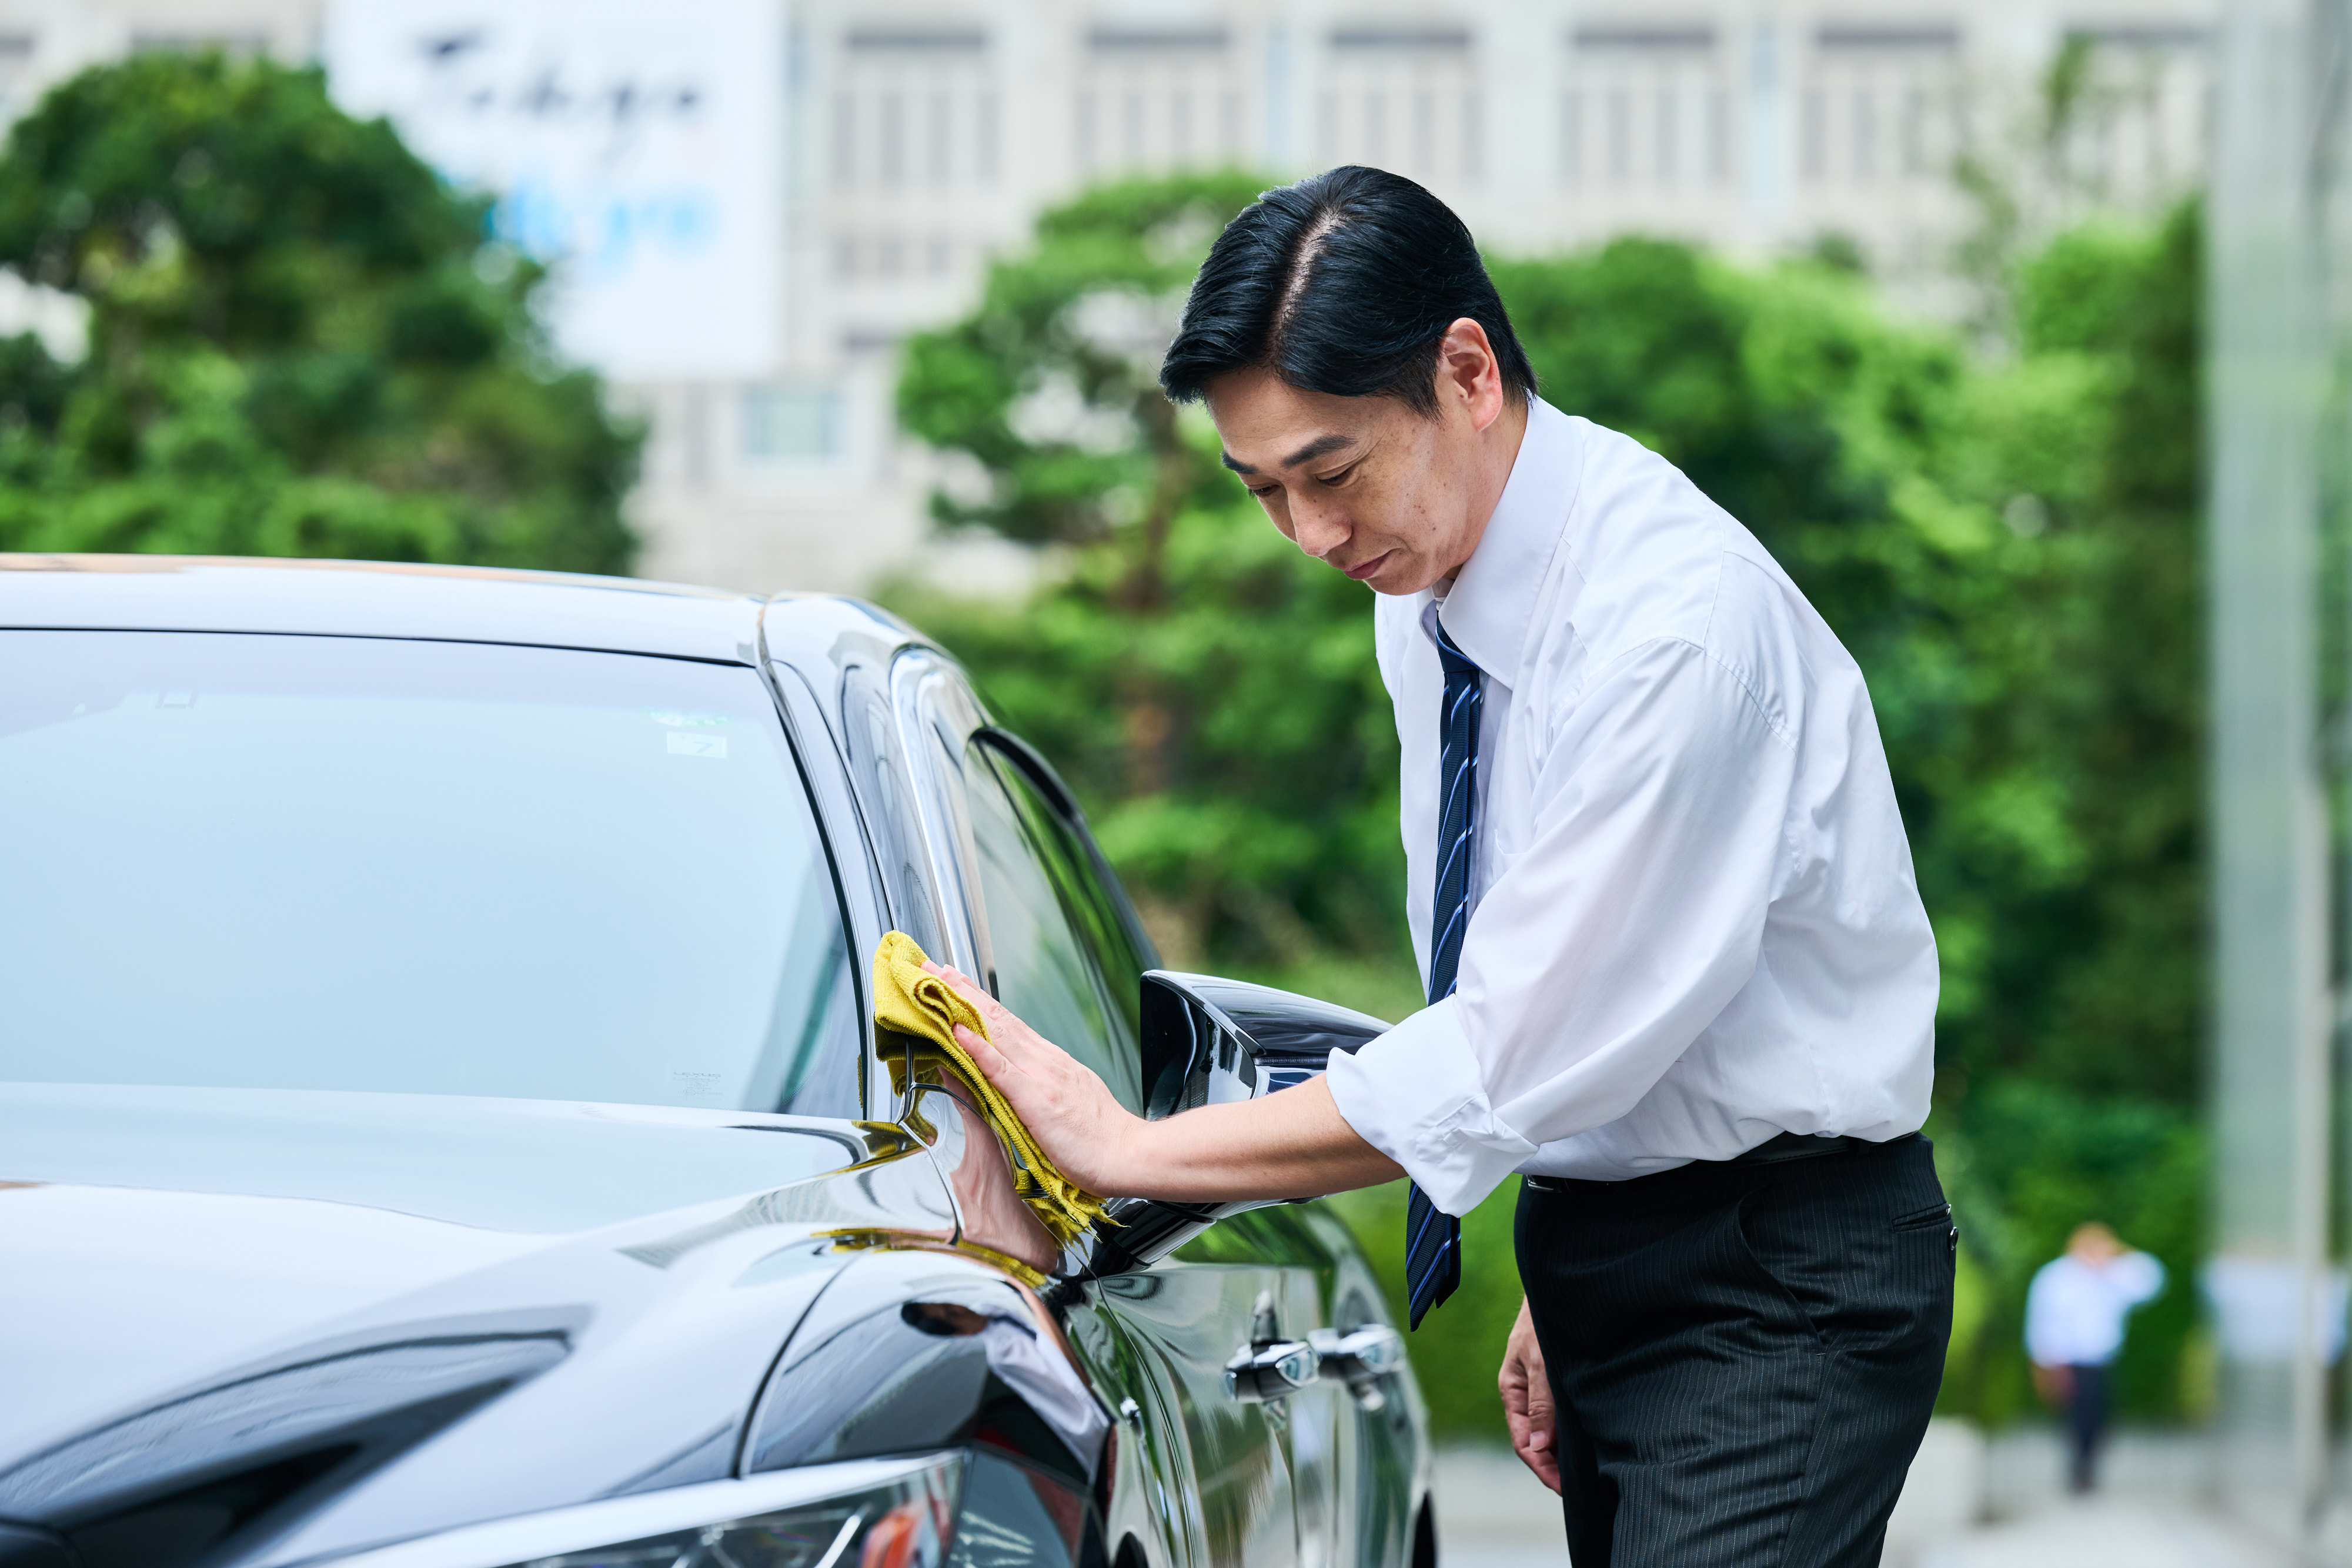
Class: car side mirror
1138,970,1391,1118
1070,973,1392,1283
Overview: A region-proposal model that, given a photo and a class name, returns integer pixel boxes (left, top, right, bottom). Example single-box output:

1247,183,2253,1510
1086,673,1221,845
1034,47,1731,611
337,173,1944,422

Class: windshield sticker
667,732,727,759
646,709,730,728
671,1070,726,1099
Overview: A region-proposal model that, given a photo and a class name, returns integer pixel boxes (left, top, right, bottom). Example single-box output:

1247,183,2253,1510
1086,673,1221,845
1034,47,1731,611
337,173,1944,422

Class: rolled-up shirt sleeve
1326,637,1799,1214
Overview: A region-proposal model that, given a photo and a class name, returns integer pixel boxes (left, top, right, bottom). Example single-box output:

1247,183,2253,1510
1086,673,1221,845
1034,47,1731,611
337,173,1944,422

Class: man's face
1214,369,1486,601
1205,336,1511,597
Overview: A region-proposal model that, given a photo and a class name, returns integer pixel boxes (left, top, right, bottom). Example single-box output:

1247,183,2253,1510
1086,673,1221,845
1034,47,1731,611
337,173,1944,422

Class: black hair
1158,166,1536,416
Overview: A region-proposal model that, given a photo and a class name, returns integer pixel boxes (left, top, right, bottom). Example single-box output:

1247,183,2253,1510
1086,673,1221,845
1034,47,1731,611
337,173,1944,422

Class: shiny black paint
744,1253,1107,1487
0,1523,71,1568
0,560,1430,1568
0,1332,567,1568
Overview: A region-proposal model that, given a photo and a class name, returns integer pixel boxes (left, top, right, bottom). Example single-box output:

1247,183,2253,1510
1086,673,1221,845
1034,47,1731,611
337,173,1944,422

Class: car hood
0,1083,957,1563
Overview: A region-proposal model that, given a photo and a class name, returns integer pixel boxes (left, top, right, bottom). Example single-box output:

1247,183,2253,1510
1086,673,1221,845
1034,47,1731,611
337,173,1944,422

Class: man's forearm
1110,1076,1405,1202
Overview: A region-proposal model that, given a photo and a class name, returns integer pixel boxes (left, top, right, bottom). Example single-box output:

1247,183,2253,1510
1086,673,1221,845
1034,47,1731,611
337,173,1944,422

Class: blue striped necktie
1406,620,1481,1329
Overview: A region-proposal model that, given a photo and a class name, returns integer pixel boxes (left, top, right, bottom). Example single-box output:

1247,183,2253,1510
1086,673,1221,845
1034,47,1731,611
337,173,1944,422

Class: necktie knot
1435,623,1480,680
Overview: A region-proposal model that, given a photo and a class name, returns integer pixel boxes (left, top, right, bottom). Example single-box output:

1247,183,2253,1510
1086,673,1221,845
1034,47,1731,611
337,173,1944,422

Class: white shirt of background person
2026,1222,2165,1368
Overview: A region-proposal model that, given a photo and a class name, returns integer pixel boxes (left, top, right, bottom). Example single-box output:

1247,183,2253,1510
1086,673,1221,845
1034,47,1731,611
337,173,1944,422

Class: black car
0,556,1434,1568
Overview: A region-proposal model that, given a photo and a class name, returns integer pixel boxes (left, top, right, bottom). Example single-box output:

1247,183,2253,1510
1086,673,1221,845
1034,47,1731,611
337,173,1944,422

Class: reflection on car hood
0,1084,956,1563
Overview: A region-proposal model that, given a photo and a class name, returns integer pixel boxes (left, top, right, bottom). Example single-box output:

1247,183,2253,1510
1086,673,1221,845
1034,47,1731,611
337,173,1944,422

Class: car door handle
1310,1325,1405,1407
1311,1325,1404,1384
1224,1339,1318,1403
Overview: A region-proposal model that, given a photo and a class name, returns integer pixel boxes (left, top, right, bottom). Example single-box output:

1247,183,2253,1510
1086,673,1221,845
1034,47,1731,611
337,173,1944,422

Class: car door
955,737,1307,1568
1177,1203,1422,1568
888,656,1302,1568
946,748,1412,1568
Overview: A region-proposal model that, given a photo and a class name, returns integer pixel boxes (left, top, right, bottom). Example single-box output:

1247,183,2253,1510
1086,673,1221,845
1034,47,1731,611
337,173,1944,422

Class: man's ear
1436,317,1506,432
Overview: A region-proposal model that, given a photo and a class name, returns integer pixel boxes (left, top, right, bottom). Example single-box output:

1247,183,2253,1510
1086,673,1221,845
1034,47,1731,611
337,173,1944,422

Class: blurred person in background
2026,1221,2165,1494
929,165,1950,1567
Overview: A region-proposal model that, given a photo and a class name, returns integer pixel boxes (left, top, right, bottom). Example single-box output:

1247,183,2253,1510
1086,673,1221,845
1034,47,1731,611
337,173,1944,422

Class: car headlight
325,1453,961,1568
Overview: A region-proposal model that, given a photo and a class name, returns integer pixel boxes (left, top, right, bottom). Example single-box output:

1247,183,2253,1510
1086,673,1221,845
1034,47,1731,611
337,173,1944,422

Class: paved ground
1430,1445,1564,1568
1911,1498,2287,1568
1430,1427,2299,1568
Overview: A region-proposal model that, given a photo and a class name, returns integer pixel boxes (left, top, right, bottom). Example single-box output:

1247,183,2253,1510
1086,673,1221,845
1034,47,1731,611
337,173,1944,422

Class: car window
980,739,1151,1037
0,629,863,1117
960,738,1144,1114
841,660,946,959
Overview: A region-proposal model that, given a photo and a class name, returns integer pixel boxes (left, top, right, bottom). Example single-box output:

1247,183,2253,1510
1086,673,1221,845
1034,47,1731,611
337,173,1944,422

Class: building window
927,89,953,185
1806,22,1961,185
877,91,905,185
835,25,992,196
1319,25,1479,185
833,92,857,186
742,383,844,463
1566,21,1722,195
977,90,1000,180
1122,88,1147,162
1903,86,1929,174
1078,25,1239,176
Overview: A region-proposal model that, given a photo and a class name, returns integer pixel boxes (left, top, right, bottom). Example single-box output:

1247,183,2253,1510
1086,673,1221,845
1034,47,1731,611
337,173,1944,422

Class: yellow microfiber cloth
871,930,1111,1248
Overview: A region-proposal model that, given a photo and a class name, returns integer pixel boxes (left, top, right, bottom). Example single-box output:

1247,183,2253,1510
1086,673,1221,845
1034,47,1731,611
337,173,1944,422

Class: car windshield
0,629,861,1116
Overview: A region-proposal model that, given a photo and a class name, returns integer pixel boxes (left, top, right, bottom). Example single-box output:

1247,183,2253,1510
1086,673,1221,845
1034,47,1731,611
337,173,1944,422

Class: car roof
0,554,898,666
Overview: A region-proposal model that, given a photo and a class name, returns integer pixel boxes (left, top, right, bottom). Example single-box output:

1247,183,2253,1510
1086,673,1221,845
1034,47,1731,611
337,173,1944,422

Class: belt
1524,1131,1913,1191
1737,1131,1860,1164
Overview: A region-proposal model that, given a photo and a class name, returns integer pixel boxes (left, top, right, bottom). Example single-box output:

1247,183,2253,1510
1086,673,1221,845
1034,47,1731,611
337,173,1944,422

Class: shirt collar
1425,397,1578,688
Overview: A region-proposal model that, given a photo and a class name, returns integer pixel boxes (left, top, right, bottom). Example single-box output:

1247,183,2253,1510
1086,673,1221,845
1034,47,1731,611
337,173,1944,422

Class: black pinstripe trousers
1516,1135,1953,1568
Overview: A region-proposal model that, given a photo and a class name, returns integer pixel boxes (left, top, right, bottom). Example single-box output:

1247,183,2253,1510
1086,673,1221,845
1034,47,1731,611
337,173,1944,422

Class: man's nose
1290,496,1351,559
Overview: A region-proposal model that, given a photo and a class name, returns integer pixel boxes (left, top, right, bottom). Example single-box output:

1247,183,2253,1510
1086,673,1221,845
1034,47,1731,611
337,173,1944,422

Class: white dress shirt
1325,397,1938,1212
2025,1252,2165,1366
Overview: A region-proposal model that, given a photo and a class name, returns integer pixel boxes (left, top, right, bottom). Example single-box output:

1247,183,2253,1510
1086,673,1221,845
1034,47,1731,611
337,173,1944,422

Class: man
2025,1222,2164,1494
925,166,1952,1566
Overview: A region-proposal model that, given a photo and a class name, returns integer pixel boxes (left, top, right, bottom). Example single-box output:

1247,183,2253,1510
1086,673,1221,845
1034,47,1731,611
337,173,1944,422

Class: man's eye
1318,466,1358,487
1249,484,1279,499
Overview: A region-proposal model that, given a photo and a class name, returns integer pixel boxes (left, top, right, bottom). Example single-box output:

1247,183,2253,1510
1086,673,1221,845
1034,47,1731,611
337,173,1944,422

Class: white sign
325,0,782,382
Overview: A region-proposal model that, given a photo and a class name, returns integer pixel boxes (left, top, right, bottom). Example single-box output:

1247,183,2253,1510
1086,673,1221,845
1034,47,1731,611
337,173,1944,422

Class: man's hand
922,959,1143,1195
1499,1297,1561,1494
920,960,1404,1203
2030,1362,2074,1409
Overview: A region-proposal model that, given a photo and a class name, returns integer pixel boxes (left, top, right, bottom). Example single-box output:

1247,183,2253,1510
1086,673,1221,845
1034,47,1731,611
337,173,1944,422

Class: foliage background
0,52,637,570
890,179,2206,1442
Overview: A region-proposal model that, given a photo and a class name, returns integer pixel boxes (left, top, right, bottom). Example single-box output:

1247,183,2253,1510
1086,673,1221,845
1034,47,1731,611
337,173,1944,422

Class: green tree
1919,206,2206,1423
0,50,637,571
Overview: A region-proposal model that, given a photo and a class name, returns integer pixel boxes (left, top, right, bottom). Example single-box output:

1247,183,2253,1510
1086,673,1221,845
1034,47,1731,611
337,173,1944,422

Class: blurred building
0,0,2213,594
